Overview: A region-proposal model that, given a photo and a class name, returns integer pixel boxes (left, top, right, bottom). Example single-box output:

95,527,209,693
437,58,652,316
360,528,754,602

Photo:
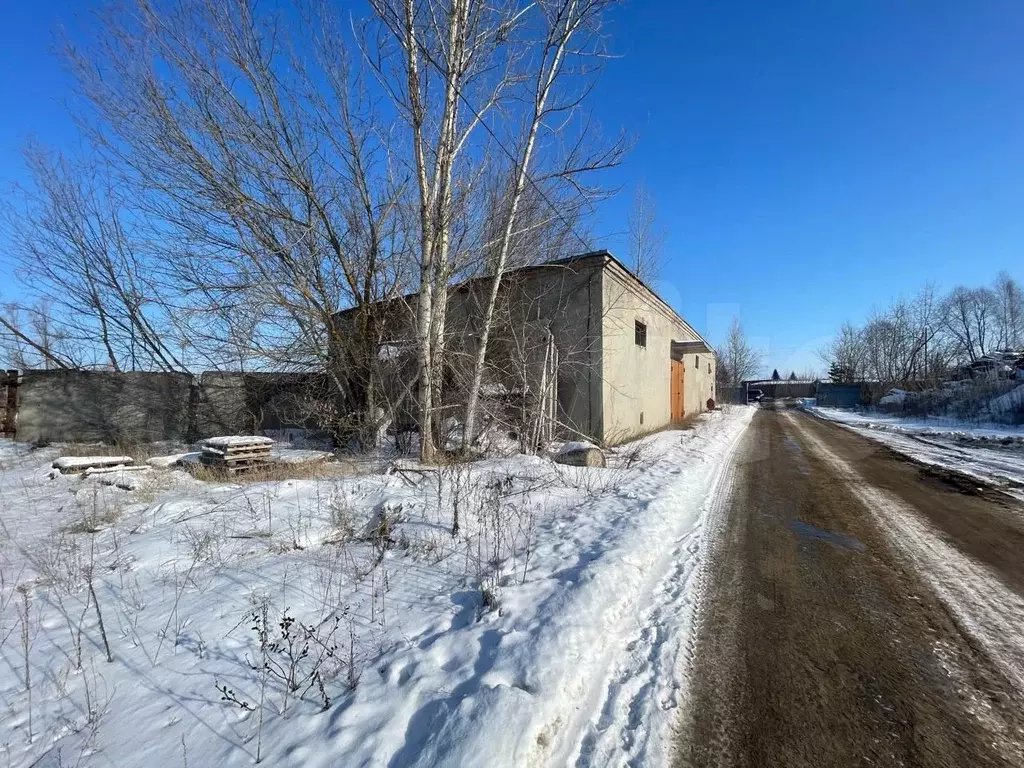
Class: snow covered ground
808,406,1024,441
0,407,753,767
807,406,1024,500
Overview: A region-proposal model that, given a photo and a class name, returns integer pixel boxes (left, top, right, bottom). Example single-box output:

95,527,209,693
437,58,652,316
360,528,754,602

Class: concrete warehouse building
343,250,716,444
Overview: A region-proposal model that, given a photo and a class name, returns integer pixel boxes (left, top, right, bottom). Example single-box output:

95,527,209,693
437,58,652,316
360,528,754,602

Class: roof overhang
671,340,714,360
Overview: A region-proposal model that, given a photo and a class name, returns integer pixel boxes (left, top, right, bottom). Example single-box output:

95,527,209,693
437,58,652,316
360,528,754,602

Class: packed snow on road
0,407,753,767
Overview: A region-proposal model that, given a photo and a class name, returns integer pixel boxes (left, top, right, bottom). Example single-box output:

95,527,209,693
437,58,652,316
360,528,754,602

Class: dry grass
672,413,702,431
186,458,346,485
62,489,124,534
125,471,178,506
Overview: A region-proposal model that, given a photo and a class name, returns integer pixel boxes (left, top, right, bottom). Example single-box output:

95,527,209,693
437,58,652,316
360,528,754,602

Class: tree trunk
460,5,577,449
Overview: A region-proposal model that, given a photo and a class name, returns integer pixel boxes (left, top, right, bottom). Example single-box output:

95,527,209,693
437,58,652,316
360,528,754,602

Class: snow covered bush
216,603,346,715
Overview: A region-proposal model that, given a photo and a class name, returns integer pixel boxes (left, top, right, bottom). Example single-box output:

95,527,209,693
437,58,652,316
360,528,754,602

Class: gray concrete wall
194,372,248,437
14,370,324,444
816,384,863,407
16,370,194,444
357,257,606,442
485,260,604,440
441,257,605,441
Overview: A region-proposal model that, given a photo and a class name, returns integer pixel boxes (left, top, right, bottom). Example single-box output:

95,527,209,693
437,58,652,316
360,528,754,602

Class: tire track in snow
669,434,745,768
567,427,744,767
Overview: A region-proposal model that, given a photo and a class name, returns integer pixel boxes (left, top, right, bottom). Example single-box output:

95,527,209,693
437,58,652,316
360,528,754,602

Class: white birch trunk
460,1,582,450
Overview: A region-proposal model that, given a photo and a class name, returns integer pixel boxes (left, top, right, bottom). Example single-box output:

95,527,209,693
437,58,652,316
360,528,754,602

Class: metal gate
670,359,685,421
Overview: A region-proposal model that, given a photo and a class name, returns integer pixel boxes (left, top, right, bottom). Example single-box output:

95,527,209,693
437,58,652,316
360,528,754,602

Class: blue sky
2,1,1023,375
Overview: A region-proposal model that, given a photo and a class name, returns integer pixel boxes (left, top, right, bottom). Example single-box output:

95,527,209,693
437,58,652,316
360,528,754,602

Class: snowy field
0,407,753,767
807,406,1024,500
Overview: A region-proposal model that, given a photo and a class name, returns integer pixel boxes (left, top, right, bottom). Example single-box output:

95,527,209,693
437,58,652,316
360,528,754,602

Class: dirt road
676,405,1024,768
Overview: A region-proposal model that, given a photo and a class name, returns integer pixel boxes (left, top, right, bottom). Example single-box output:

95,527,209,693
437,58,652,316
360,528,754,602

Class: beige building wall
682,350,717,417
337,251,713,446
598,259,716,442
599,260,710,442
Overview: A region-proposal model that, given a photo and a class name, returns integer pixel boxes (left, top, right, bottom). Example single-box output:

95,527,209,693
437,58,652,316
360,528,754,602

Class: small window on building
695,355,699,369
708,363,711,374
634,321,647,348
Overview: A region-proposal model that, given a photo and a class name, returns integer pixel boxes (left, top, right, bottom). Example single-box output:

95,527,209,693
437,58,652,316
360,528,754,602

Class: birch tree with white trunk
994,271,1024,350
724,318,760,387
368,0,525,460
460,0,622,452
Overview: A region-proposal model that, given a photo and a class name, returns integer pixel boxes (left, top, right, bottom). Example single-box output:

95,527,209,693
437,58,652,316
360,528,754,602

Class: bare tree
9,0,625,453
993,271,1024,350
910,283,946,381
818,321,865,383
860,297,933,386
627,182,664,285
723,318,760,387
715,355,731,391
459,0,623,452
63,0,412,444
3,150,186,373
941,286,997,363
822,274,1020,390
369,0,622,458
0,300,78,370
821,288,946,387
367,0,519,460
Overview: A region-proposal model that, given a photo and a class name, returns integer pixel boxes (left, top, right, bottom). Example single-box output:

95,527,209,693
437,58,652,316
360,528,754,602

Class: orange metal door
670,360,685,421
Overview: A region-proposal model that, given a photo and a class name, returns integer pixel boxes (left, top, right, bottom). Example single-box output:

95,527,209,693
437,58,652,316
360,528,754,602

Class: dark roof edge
672,340,714,354
334,248,716,355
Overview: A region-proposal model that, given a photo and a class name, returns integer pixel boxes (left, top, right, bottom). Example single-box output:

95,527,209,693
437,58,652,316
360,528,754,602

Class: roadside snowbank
0,407,752,767
808,406,1024,442
806,406,1024,500
989,383,1024,417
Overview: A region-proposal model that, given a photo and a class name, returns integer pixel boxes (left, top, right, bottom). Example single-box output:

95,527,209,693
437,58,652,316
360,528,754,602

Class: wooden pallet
207,455,271,471
199,436,273,473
